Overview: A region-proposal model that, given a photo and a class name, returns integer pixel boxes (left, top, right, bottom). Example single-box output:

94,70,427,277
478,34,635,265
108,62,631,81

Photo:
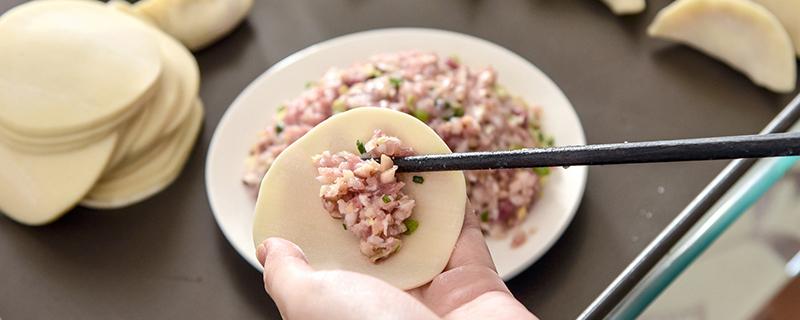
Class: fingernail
256,243,267,265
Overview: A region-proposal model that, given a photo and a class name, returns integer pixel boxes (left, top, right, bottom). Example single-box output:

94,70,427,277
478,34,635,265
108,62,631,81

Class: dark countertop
0,0,795,319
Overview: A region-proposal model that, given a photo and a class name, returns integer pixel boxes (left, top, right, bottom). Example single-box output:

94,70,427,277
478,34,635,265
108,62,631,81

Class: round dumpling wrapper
106,96,156,168
252,108,467,290
106,0,200,162
158,28,201,136
0,0,162,137
0,133,118,225
0,98,146,153
107,28,196,168
126,35,197,158
82,99,203,209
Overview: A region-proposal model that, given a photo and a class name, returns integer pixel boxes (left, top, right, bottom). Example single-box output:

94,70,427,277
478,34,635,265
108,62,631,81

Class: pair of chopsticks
378,132,800,173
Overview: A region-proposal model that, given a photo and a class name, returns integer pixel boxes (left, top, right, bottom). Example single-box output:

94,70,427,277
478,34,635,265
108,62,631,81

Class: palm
257,203,537,320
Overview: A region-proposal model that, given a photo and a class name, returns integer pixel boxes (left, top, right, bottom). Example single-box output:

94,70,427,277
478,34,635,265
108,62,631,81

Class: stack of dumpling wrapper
0,0,206,225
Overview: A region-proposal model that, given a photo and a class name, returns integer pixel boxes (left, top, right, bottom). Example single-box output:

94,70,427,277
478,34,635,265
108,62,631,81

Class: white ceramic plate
206,28,587,281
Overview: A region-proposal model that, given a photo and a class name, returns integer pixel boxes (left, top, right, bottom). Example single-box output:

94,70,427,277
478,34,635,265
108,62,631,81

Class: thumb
256,238,313,300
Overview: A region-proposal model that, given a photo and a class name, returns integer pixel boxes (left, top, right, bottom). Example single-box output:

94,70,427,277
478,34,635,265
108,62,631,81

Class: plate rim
205,27,587,279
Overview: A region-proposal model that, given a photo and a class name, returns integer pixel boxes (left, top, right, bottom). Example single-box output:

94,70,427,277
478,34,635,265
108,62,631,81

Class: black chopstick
379,132,800,172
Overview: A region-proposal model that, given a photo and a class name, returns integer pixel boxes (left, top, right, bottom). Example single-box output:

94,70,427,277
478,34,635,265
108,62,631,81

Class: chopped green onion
332,99,347,113
452,107,465,117
480,210,489,222
382,195,391,203
356,140,367,154
389,77,403,88
405,95,417,109
342,223,347,230
412,109,429,123
276,107,287,120
529,126,553,148
528,127,537,139
533,167,550,176
494,85,509,99
544,136,555,147
305,81,316,88
277,104,287,112
511,144,524,150
367,66,383,79
403,219,419,235
275,123,284,134
412,176,424,184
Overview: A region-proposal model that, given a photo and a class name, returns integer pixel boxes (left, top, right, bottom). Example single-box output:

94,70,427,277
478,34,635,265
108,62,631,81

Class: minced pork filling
245,51,553,240
312,130,420,262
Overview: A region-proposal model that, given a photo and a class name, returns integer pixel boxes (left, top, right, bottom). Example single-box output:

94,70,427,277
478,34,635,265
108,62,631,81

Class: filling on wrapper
252,107,467,290
245,51,554,240
313,130,420,262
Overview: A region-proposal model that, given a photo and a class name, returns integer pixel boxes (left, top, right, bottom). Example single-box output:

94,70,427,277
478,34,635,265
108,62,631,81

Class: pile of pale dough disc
0,0,206,225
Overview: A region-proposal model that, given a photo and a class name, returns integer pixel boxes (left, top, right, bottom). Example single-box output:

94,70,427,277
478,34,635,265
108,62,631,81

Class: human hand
256,204,538,320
